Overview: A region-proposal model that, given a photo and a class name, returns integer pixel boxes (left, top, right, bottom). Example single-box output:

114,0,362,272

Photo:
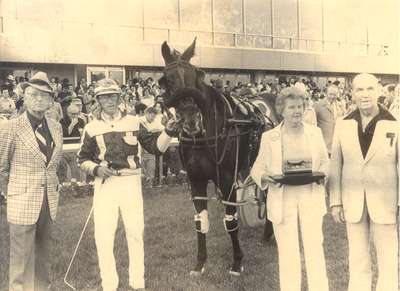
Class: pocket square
386,132,395,146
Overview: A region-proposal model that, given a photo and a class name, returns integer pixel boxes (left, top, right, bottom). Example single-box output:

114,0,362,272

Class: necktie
35,122,54,164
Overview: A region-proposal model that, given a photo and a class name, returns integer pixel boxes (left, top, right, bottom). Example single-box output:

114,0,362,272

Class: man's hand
164,116,179,137
331,205,345,224
96,166,115,179
165,116,177,132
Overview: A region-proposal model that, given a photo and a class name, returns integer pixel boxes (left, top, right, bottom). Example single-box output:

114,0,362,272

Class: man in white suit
329,73,399,291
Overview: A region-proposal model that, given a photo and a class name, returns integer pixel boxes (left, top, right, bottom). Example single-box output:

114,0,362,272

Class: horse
158,38,274,276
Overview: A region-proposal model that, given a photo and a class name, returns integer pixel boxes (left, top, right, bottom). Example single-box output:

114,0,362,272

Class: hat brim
21,82,53,94
95,90,121,97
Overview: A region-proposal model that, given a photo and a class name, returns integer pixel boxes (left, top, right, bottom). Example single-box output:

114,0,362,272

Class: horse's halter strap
163,58,197,88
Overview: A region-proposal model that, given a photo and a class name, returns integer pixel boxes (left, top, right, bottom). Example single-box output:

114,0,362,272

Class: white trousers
273,187,329,291
346,204,398,291
93,174,145,291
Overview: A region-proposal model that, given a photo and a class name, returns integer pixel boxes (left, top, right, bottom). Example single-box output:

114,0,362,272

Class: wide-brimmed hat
94,78,121,97
21,71,53,94
6,75,15,82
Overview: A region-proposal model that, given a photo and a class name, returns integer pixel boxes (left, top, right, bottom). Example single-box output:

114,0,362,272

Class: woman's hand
261,174,282,188
316,177,326,185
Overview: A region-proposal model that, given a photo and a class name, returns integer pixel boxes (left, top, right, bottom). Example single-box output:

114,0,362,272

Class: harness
164,59,273,207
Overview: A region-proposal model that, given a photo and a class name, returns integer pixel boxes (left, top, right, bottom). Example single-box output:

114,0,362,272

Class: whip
64,206,94,290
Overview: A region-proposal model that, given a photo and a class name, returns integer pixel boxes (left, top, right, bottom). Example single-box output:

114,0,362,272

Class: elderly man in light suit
329,73,399,291
0,72,63,291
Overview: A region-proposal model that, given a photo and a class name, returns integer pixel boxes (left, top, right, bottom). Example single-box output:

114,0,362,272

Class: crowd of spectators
1,73,399,192
0,75,184,191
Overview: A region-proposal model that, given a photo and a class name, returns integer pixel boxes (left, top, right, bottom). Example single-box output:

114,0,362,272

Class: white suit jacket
0,112,63,225
329,115,400,224
251,122,329,224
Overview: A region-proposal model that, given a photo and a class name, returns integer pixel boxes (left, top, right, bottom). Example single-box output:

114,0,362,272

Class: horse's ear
158,76,167,89
161,41,175,65
181,37,197,62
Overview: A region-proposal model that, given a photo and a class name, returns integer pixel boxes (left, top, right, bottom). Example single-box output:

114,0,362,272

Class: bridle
163,60,271,209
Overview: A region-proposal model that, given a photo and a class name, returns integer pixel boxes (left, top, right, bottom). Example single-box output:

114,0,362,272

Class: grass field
0,185,382,291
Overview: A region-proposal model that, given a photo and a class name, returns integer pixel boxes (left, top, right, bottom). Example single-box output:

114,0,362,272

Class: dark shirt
60,116,86,143
27,110,54,163
135,102,147,115
344,106,396,158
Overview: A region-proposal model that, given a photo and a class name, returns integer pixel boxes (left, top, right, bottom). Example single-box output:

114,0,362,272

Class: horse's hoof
190,262,205,276
229,265,244,276
189,267,205,277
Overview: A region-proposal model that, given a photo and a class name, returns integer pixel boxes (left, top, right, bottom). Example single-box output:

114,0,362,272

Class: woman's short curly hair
275,86,307,116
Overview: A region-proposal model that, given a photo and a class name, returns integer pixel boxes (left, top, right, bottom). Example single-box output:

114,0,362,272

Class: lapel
46,117,61,167
303,124,318,171
364,121,383,164
346,120,365,162
18,112,47,165
270,123,283,175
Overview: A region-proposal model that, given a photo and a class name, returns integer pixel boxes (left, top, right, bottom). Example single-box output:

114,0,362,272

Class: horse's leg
219,178,244,275
224,202,244,275
190,181,208,276
263,218,274,242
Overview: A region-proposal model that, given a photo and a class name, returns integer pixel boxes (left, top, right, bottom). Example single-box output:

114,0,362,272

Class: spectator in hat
0,71,63,290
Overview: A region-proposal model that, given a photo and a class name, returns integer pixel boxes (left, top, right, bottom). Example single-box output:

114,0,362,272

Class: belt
113,168,141,176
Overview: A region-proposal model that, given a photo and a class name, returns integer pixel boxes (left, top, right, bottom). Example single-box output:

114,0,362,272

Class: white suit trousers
273,186,329,291
93,174,145,291
346,204,398,291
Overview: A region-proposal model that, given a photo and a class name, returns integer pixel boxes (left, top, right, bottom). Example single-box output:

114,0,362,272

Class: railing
0,16,391,57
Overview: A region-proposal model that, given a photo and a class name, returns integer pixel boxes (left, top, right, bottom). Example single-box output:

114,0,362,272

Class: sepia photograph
0,0,399,290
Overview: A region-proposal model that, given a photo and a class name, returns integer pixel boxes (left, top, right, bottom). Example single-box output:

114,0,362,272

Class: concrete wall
0,0,398,75
2,34,397,75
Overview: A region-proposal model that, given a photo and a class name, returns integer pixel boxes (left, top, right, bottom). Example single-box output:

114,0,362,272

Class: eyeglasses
26,92,51,99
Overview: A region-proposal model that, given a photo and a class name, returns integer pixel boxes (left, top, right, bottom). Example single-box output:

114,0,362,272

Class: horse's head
159,38,206,105
177,103,204,137
169,88,207,138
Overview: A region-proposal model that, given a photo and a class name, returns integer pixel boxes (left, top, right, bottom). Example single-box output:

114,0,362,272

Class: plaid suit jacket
0,112,63,225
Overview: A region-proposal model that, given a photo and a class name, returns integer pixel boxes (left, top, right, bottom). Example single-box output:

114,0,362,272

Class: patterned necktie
35,121,54,164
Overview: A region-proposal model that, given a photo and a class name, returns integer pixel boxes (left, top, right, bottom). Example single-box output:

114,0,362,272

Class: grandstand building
0,0,399,87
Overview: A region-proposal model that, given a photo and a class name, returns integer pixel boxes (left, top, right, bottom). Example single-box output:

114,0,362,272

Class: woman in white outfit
251,86,329,291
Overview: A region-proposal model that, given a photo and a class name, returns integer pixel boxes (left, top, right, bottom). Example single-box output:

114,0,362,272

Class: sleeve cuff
330,204,343,208
157,131,172,153
164,127,176,137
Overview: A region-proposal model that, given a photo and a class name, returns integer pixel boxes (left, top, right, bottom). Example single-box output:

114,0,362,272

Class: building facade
0,0,399,86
